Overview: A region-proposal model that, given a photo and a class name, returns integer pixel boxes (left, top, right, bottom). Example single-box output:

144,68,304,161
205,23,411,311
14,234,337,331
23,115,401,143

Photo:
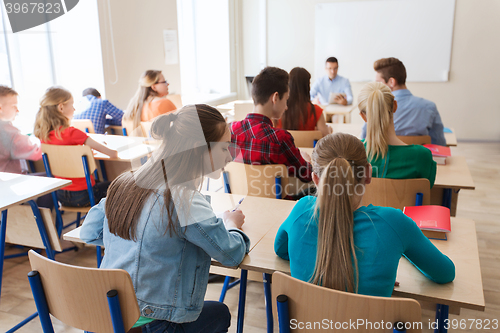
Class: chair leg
276,294,290,333
0,210,7,297
28,271,55,332
236,270,248,333
76,212,81,228
263,273,273,333
434,304,449,333
97,246,103,268
219,276,232,302
107,290,126,333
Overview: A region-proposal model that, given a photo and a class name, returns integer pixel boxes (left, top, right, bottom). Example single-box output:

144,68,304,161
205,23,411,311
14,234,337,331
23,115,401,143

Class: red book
403,205,451,240
424,144,451,165
424,144,451,157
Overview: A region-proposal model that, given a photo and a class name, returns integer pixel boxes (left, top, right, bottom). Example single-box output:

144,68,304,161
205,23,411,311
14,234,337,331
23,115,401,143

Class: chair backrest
224,162,289,199
167,94,183,109
122,119,145,137
71,119,95,134
397,135,431,145
272,271,422,333
6,205,62,252
41,144,97,178
233,102,254,121
361,178,430,210
288,130,323,148
140,121,153,138
28,250,140,333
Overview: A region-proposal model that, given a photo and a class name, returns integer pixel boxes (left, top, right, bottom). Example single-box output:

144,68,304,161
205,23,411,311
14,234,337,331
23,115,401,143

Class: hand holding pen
223,197,245,229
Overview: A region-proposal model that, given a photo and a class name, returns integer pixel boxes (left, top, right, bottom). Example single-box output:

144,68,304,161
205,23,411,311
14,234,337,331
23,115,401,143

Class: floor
0,142,499,332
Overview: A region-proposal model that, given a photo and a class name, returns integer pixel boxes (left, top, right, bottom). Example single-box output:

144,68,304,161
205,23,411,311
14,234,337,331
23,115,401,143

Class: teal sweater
274,196,455,297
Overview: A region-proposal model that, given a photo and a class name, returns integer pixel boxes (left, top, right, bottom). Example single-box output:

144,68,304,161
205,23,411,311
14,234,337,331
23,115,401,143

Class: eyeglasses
156,80,168,85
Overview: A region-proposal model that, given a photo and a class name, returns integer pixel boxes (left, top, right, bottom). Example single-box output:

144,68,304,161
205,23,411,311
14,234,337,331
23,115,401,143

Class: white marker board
314,0,456,82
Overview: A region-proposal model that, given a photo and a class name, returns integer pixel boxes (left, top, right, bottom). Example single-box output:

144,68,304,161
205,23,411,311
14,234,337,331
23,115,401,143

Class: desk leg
435,304,449,333
442,189,452,209
0,209,7,298
263,273,273,333
99,160,108,182
237,269,248,333
27,201,55,260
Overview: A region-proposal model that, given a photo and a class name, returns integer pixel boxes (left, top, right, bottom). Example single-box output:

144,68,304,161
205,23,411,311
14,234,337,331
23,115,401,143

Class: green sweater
367,144,437,187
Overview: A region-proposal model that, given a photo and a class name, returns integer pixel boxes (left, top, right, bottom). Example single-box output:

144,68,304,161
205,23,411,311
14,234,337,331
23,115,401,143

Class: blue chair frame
42,152,103,267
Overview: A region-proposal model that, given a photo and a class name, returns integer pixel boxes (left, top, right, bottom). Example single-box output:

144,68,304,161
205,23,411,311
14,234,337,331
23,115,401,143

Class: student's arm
315,109,332,137
104,100,124,126
393,210,455,284
183,196,250,267
427,103,446,146
84,137,119,159
361,122,367,139
344,79,354,105
9,127,42,161
80,198,106,246
274,221,290,261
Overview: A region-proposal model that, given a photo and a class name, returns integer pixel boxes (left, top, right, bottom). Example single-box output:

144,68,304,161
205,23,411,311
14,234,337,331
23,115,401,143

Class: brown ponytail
310,133,368,292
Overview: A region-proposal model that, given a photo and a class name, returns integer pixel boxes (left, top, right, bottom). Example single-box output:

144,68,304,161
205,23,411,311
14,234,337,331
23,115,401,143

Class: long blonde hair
33,87,72,141
310,133,368,293
124,70,163,130
357,82,395,160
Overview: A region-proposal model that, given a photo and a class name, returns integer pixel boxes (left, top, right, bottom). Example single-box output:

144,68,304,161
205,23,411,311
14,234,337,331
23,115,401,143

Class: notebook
424,144,451,165
403,205,451,240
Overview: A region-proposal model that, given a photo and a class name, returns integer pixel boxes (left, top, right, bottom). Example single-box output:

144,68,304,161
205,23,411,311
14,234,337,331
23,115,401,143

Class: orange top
141,98,177,122
275,103,324,130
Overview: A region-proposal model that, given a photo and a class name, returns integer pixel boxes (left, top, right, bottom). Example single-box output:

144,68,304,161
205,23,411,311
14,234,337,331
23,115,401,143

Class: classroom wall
96,0,181,110
242,0,500,141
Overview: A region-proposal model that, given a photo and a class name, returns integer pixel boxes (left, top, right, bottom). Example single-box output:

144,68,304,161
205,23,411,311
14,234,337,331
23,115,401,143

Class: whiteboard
314,0,456,82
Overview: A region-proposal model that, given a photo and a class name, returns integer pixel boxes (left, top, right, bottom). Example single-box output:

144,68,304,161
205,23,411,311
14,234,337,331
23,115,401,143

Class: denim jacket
80,190,250,323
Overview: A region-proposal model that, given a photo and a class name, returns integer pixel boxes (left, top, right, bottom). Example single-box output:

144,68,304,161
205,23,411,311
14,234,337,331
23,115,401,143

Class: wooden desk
0,172,71,298
88,134,159,180
241,217,484,331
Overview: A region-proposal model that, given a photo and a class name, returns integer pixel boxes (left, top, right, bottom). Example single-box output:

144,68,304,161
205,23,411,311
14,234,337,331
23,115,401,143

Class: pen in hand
232,197,244,212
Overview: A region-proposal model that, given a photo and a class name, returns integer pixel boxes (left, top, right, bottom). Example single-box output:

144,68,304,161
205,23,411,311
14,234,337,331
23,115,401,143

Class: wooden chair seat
272,271,422,333
28,250,140,333
362,178,431,211
397,135,431,145
288,130,323,148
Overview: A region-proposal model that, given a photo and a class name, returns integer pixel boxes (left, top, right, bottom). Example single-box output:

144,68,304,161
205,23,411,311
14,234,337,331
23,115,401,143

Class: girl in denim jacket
81,105,249,333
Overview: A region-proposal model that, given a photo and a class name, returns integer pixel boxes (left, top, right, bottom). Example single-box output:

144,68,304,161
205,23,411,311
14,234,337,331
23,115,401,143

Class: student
310,57,353,105
73,88,124,134
359,82,437,187
0,86,41,173
274,132,455,297
361,57,446,145
124,70,176,132
33,87,118,207
276,67,332,137
80,105,250,332
231,66,313,183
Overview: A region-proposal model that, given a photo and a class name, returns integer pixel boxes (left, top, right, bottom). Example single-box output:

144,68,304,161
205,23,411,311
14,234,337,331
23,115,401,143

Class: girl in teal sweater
274,132,454,297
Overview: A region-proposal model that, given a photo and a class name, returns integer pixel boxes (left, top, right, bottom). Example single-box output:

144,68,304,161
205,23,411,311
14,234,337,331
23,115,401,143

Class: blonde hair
357,82,395,160
124,70,163,130
33,87,73,141
310,133,368,293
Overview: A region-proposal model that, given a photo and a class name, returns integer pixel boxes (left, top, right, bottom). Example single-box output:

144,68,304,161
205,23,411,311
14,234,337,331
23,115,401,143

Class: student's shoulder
158,98,176,110
411,94,437,110
404,144,433,159
358,205,413,229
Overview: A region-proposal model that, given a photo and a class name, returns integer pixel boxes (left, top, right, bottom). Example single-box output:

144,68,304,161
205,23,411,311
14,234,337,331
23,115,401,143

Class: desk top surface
241,217,485,311
0,172,71,210
89,134,158,162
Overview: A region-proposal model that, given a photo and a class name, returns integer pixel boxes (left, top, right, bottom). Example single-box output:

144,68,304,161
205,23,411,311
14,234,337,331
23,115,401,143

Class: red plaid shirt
230,113,312,183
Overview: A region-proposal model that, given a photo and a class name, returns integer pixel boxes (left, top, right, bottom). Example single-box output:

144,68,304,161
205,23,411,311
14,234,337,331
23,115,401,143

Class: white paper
163,29,179,65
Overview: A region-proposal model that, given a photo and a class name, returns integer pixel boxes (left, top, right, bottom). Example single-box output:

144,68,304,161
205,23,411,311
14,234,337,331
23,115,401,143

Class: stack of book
424,144,451,165
403,205,451,240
